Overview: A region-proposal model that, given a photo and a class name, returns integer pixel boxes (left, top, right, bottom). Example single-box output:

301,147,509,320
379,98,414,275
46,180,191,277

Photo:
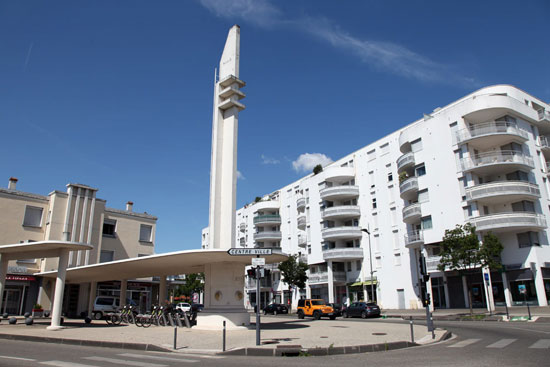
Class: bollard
504,303,509,320
222,321,226,352
173,326,177,350
527,302,532,321
409,316,414,344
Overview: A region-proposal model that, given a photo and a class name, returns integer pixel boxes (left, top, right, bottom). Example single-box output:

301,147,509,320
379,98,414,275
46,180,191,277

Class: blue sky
1,0,549,253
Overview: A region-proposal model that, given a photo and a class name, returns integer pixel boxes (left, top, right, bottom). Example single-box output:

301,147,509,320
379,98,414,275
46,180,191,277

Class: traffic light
247,268,256,279
424,293,431,307
419,256,430,282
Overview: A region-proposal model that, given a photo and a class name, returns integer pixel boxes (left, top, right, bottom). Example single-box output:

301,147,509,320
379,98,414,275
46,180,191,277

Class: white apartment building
203,84,550,310
0,179,157,316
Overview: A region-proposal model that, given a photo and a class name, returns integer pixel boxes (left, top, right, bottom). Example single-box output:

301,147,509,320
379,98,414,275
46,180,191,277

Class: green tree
278,254,308,310
437,223,503,315
175,273,204,300
313,164,323,175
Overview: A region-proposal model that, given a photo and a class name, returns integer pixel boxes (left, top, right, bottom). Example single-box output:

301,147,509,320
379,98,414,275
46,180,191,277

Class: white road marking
83,356,168,367
528,339,550,349
117,353,199,363
448,338,481,348
486,338,517,348
0,355,37,361
41,361,101,367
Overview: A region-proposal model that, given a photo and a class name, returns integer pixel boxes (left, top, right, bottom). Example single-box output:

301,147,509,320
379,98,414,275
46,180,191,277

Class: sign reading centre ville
227,248,273,256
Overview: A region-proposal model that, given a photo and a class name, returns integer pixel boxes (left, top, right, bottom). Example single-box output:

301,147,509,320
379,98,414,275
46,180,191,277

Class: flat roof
36,248,288,283
0,241,92,261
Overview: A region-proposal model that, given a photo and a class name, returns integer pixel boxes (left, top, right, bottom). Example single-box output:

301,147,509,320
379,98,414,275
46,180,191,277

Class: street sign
252,257,265,266
227,248,273,256
518,284,527,294
484,273,489,281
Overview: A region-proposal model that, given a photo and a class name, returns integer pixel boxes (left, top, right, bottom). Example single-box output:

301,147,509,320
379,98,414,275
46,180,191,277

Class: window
390,207,397,226
418,189,429,203
23,206,43,227
369,171,375,188
380,143,390,155
103,219,116,237
517,232,540,248
415,164,426,177
411,138,423,153
99,250,114,263
374,234,380,252
387,172,393,182
356,260,361,270
392,230,399,249
347,262,352,272
372,197,377,209
394,253,401,266
367,149,376,161
140,224,153,242
421,216,433,230
375,256,382,268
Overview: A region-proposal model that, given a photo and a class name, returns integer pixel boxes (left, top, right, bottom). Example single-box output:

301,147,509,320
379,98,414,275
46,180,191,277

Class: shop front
507,268,538,305
1,274,39,316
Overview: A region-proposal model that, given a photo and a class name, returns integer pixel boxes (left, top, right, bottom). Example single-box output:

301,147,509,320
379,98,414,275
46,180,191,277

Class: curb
0,333,171,352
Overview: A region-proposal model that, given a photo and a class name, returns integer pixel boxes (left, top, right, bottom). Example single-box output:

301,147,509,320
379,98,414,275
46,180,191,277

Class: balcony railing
321,205,361,219
322,247,364,260
239,222,246,232
465,181,540,202
298,235,307,247
397,152,415,172
399,177,419,198
297,215,307,229
460,150,534,172
254,231,282,241
538,109,550,122
404,230,424,247
402,203,422,223
469,212,547,232
308,271,347,284
426,256,443,272
319,185,360,200
321,226,363,240
455,121,528,144
296,197,306,210
540,136,550,149
253,214,281,225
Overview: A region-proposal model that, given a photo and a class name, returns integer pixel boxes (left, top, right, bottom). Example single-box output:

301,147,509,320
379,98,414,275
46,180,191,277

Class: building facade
203,85,550,310
0,179,157,316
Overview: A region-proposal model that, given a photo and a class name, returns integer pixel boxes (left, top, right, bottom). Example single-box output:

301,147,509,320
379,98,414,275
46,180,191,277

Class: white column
85,192,96,265
533,264,549,306
159,276,167,305
120,280,127,307
77,189,89,266
69,188,82,266
443,274,451,308
306,284,311,299
48,249,70,330
327,261,334,303
345,286,350,307
502,272,512,307
0,255,9,313
87,281,97,317
462,275,470,308
483,268,496,312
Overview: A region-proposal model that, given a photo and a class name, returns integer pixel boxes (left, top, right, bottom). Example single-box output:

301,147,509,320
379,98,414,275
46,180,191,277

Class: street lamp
361,227,375,302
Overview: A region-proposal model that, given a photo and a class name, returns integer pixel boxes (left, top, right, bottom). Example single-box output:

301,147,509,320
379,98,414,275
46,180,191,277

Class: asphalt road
0,319,547,366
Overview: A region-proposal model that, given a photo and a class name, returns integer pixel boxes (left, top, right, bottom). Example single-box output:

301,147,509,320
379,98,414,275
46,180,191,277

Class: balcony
404,230,424,248
296,197,306,210
540,136,550,151
321,205,361,220
322,247,364,261
402,203,422,224
399,177,419,200
298,235,307,248
455,121,528,146
460,150,534,174
538,109,550,122
254,231,282,241
253,200,280,211
469,212,547,232
321,226,363,240
253,214,281,225
319,185,360,200
426,256,443,272
297,215,306,230
239,223,246,232
323,166,355,183
465,181,540,204
397,152,415,173
308,271,347,284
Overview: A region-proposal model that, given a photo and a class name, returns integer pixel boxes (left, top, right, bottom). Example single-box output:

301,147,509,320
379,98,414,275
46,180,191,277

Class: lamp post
361,228,374,302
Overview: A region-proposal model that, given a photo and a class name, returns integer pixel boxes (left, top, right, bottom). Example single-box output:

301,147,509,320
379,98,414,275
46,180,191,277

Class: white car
175,302,191,313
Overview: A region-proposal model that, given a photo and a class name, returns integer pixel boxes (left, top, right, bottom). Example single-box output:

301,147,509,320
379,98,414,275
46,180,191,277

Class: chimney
8,177,18,190
126,201,133,212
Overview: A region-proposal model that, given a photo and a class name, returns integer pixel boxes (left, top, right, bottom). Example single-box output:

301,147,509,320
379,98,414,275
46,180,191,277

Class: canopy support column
48,249,70,330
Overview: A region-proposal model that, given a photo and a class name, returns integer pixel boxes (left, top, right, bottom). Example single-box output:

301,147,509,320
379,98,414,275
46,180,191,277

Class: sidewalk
0,315,445,356
383,306,550,321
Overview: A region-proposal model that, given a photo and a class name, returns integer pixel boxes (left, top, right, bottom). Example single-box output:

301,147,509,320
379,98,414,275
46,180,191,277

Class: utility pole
361,228,375,302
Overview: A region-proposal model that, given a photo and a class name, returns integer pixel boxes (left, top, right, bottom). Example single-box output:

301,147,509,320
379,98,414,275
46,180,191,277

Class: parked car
326,303,343,317
297,299,336,320
263,303,288,315
92,297,136,320
191,303,204,312
175,302,191,313
342,302,381,319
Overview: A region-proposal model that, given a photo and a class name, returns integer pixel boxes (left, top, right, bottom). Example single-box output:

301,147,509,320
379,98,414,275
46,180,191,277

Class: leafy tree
254,196,262,203
437,223,503,315
313,164,323,175
278,254,308,309
175,273,204,300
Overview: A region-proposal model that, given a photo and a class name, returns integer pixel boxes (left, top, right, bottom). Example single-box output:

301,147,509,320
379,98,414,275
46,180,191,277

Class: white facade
204,85,550,310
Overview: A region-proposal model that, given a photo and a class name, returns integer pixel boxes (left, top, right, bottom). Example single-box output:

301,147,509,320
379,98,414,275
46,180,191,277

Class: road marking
117,353,200,363
41,361,101,367
486,339,517,348
0,355,37,361
528,339,550,349
448,338,481,348
83,356,167,367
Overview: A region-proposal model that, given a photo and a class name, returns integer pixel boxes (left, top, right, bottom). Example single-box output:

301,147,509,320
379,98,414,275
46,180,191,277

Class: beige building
0,177,157,316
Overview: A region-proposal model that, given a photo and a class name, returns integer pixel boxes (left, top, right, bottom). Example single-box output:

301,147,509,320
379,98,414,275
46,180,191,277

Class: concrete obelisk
199,25,248,329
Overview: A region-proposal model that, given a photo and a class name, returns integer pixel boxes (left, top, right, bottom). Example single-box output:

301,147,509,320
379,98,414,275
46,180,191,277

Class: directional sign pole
256,255,261,346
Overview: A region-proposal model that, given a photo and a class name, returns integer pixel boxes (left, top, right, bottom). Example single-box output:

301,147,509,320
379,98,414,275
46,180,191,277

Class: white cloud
261,154,280,165
237,170,245,180
292,153,333,173
199,1,478,87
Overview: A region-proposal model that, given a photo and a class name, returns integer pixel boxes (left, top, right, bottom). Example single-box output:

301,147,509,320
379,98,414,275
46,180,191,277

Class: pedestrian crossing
447,338,550,349
35,352,224,367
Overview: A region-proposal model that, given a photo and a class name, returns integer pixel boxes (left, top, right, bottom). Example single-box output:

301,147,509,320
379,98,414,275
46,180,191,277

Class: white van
92,296,136,320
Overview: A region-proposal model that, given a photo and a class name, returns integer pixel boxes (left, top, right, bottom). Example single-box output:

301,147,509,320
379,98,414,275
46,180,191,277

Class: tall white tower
208,25,246,250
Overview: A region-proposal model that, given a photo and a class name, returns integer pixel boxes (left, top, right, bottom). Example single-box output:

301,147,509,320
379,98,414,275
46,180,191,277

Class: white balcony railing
319,185,360,200
308,271,347,284
399,177,419,196
469,212,547,232
455,121,528,144
321,205,361,219
254,231,282,241
465,181,540,202
426,256,443,272
404,230,424,247
321,226,363,240
402,203,422,222
460,150,534,172
298,235,307,247
296,197,306,210
397,152,415,172
297,215,307,229
253,214,281,225
322,247,364,260
538,109,550,122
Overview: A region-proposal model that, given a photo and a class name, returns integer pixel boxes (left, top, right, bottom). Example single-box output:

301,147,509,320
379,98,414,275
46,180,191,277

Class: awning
348,280,377,287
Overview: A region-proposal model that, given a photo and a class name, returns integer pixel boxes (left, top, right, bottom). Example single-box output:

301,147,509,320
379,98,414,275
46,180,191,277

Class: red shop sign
6,275,36,281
